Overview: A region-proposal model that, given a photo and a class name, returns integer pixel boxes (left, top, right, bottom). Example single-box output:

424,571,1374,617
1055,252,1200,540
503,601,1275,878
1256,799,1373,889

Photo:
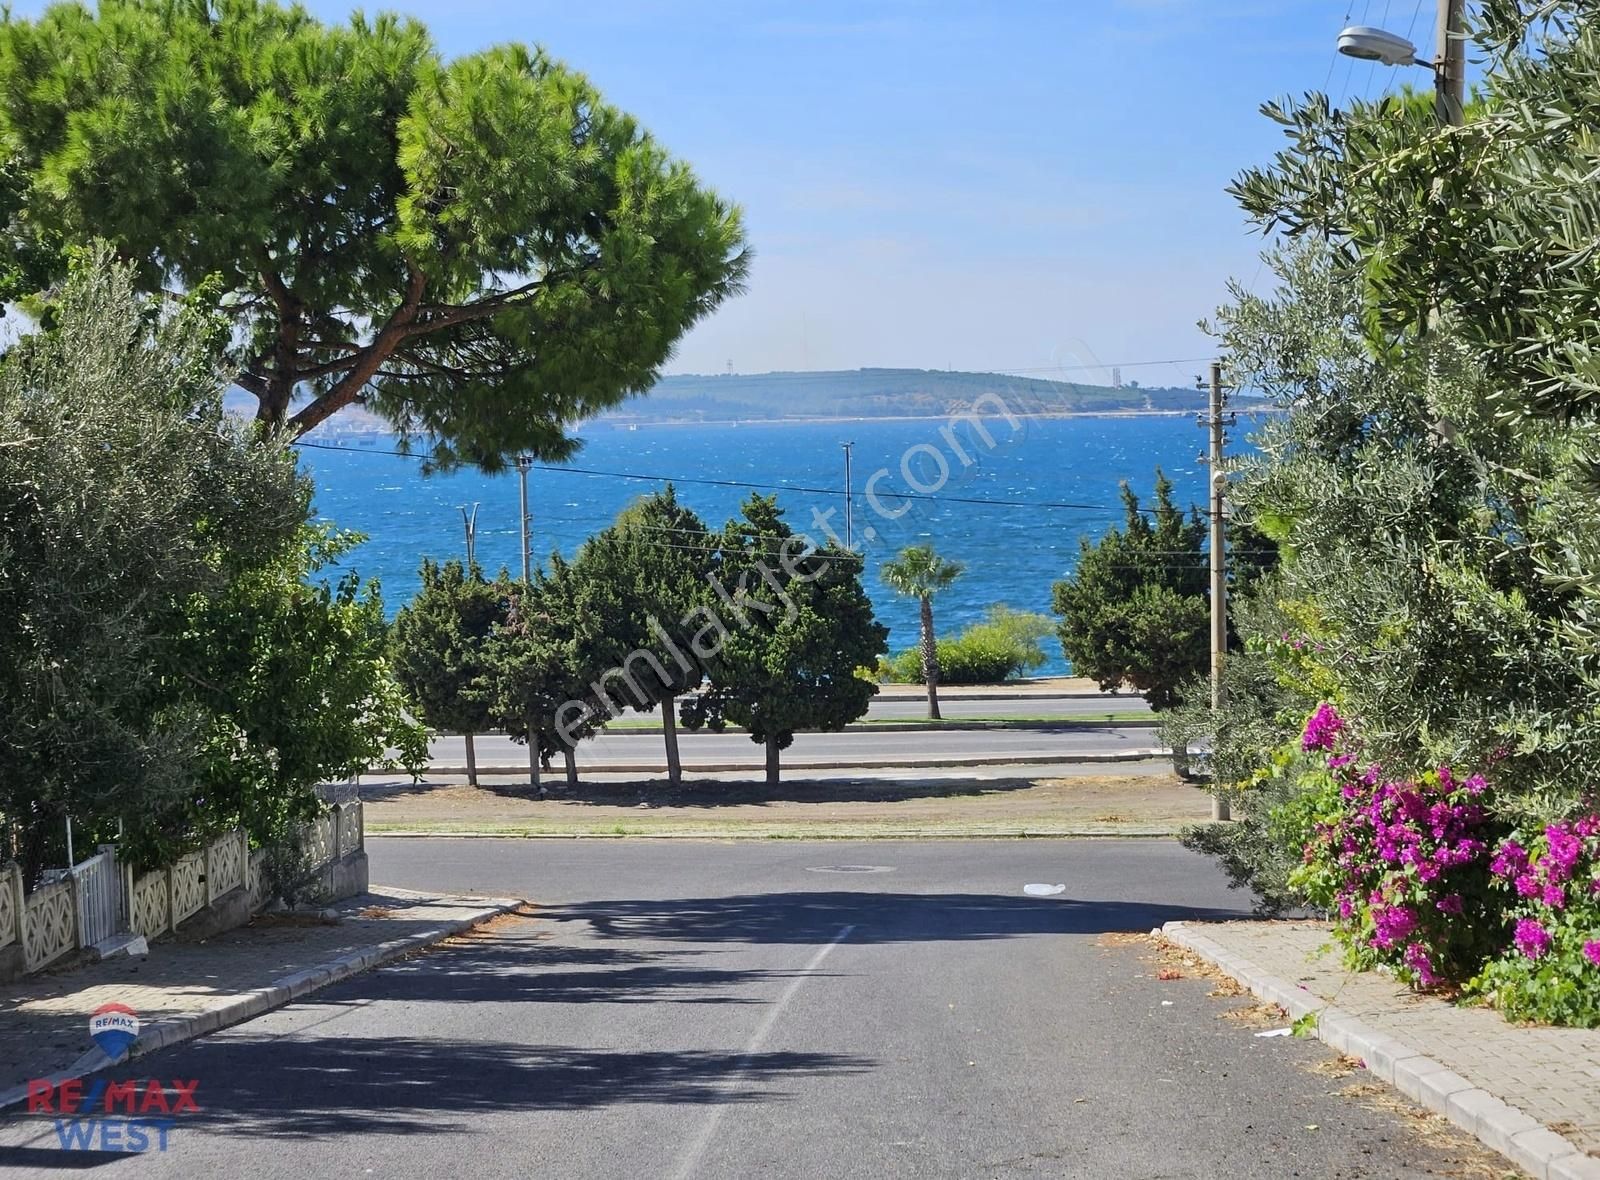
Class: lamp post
1337,0,1465,126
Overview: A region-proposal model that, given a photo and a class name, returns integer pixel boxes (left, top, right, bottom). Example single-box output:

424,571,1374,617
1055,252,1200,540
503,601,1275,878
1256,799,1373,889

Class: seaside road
614,692,1151,722
0,839,1505,1178
427,723,1162,772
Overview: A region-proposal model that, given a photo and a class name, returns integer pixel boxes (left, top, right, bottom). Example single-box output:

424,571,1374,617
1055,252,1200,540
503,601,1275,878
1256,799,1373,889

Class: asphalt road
429,723,1161,771
636,693,1152,721
0,840,1498,1178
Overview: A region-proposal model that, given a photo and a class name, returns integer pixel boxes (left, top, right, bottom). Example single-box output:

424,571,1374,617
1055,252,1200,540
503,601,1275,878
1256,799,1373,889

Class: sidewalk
1165,919,1600,1180
0,886,520,1108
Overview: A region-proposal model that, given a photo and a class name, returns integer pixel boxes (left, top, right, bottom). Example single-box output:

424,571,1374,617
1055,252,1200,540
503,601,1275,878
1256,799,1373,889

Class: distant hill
226,366,1215,434
600,368,1208,423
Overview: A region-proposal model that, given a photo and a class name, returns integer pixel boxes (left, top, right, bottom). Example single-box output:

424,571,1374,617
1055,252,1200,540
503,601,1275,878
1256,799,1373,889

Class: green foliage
164,526,427,866
1050,470,1209,709
573,486,715,711
391,559,507,737
0,0,748,464
682,495,888,777
0,247,420,878
879,544,965,602
1470,817,1600,1028
879,542,964,707
881,606,1053,685
479,555,618,766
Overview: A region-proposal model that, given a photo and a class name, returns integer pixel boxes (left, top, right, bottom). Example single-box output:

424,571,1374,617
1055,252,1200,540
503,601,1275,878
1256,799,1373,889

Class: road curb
424,749,1173,775
1161,921,1600,1180
366,828,1188,840
0,891,523,1114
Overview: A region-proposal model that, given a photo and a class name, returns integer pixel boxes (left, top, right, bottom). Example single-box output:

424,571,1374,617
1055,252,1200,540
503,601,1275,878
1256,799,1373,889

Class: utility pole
1205,361,1232,822
460,503,479,567
1435,0,1466,126
841,441,854,550
515,456,532,586
514,455,537,792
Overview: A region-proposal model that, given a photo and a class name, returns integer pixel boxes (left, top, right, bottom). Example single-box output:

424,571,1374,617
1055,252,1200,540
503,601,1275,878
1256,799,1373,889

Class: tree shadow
359,773,1051,808
322,930,826,1006
542,890,1248,946
3,1038,871,1144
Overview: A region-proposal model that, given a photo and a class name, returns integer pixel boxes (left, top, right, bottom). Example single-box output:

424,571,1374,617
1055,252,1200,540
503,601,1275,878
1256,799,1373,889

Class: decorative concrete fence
129,803,365,943
1,801,365,977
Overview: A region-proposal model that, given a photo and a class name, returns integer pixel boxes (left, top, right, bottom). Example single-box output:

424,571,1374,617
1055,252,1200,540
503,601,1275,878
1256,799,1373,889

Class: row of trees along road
0,1,746,885
391,490,889,788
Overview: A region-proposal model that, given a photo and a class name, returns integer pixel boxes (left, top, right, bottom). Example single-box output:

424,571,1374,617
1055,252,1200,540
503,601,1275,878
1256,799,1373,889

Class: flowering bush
1278,704,1507,988
1471,817,1600,1027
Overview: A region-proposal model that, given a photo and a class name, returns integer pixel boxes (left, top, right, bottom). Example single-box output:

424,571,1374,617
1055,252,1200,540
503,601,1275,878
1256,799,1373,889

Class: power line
290,439,1117,513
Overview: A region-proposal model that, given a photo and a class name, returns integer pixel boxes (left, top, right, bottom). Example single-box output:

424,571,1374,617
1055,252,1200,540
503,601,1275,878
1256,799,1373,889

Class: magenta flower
1542,883,1567,909
1403,942,1438,986
1302,703,1346,752
1435,894,1464,915
1514,918,1552,960
1372,905,1417,949
1545,822,1581,880
1490,840,1528,879
1584,941,1600,968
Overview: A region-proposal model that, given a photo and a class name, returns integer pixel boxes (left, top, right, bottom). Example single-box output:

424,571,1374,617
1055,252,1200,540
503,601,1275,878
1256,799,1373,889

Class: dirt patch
362,772,1209,838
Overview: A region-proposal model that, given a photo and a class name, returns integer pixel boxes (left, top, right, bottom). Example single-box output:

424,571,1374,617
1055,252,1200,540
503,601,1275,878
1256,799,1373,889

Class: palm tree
880,543,965,719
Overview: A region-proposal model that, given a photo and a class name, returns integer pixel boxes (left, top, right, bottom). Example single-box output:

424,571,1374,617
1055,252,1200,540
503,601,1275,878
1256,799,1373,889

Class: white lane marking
671,924,856,1179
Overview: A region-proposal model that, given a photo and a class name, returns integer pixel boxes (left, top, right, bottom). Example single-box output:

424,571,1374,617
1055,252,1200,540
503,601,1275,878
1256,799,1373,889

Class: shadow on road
359,774,1049,808
3,1040,870,1144
542,890,1246,945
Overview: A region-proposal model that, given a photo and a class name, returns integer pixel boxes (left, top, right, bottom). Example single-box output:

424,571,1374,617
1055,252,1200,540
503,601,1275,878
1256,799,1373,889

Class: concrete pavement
0,840,1518,1177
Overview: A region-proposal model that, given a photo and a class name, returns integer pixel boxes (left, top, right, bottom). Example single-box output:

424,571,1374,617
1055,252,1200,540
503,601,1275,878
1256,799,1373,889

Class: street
428,722,1161,773
0,840,1503,1177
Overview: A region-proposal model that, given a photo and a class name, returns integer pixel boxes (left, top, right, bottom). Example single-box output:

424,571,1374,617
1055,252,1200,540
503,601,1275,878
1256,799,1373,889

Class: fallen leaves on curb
1306,1054,1365,1080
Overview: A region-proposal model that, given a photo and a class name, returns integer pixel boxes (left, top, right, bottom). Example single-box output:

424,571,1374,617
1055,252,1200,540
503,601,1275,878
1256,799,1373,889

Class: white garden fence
3,801,364,975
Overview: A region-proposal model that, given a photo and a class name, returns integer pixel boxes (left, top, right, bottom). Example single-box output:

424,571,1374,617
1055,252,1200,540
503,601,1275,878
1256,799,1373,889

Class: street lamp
1336,1,1465,125
1336,25,1420,67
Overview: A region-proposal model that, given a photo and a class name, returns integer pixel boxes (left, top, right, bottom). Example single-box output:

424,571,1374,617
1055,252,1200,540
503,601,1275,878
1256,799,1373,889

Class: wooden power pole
1435,0,1467,126
1206,361,1231,823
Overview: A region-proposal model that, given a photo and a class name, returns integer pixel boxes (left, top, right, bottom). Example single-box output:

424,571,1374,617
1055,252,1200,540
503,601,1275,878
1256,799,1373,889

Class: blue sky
28,0,1443,384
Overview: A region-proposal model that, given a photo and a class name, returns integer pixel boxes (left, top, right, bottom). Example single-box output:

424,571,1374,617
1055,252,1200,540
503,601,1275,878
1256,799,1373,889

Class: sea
301,414,1260,676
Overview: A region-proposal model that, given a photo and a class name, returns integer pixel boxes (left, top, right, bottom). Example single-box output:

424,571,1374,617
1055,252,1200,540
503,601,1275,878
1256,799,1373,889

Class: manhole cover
805,865,896,874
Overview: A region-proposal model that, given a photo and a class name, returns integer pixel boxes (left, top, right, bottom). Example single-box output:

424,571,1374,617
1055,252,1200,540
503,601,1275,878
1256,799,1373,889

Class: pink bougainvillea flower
1490,839,1528,879
1583,941,1600,968
1545,823,1582,883
1514,918,1552,960
1402,942,1439,987
1542,883,1567,909
1435,894,1464,915
1302,703,1346,753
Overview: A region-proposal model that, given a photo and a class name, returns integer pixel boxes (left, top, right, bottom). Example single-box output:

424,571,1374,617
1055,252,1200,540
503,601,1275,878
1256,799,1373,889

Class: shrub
1472,816,1600,1026
1280,704,1507,988
880,606,1052,685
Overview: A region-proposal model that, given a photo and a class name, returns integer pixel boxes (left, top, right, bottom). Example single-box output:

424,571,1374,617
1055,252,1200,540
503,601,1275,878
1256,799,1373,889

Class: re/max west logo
28,1077,200,1152
25,1003,200,1153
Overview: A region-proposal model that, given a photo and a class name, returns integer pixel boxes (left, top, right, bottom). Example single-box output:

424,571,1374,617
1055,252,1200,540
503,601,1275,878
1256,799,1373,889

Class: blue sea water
302,414,1257,675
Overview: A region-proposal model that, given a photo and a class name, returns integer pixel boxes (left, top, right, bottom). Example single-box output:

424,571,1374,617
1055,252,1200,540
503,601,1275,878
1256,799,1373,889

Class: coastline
314,405,1283,441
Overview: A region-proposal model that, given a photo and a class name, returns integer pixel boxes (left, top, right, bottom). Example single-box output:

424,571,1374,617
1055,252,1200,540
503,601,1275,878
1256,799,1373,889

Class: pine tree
682,495,888,787
390,560,507,785
572,486,714,786
0,1,747,466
